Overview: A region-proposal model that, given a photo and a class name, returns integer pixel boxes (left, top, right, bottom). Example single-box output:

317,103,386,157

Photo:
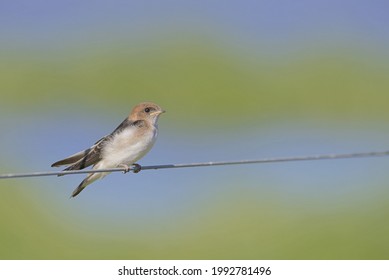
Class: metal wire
1,150,389,179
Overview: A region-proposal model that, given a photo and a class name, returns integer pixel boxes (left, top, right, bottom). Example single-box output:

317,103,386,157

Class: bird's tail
71,172,105,198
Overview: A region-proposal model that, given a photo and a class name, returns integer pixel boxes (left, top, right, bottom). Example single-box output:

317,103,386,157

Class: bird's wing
50,149,89,167
51,118,134,170
51,135,108,170
61,136,109,171
111,118,133,134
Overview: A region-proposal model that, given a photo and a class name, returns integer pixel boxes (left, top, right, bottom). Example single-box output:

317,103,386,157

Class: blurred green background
1,0,389,259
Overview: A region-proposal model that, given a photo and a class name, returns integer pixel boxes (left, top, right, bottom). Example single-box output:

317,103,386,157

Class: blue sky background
1,0,388,54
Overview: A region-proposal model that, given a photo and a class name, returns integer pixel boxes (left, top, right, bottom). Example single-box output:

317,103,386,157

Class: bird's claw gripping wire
118,164,131,174
118,163,141,174
131,163,142,173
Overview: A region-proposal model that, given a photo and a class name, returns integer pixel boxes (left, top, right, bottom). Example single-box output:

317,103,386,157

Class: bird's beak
151,109,166,116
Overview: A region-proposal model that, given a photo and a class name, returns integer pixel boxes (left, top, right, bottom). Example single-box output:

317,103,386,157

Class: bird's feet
118,163,141,174
131,163,142,173
118,164,131,174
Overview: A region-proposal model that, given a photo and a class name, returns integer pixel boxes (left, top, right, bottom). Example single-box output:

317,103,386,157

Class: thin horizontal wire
1,150,389,179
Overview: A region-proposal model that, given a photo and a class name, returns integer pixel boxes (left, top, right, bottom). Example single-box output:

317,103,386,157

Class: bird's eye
144,107,151,113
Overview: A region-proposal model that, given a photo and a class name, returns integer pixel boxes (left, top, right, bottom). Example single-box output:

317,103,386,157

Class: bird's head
130,102,165,125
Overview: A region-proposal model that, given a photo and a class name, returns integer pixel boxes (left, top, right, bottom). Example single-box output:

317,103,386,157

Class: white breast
101,125,158,167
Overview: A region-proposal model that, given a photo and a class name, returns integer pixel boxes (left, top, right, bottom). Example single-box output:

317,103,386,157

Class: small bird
51,102,165,197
